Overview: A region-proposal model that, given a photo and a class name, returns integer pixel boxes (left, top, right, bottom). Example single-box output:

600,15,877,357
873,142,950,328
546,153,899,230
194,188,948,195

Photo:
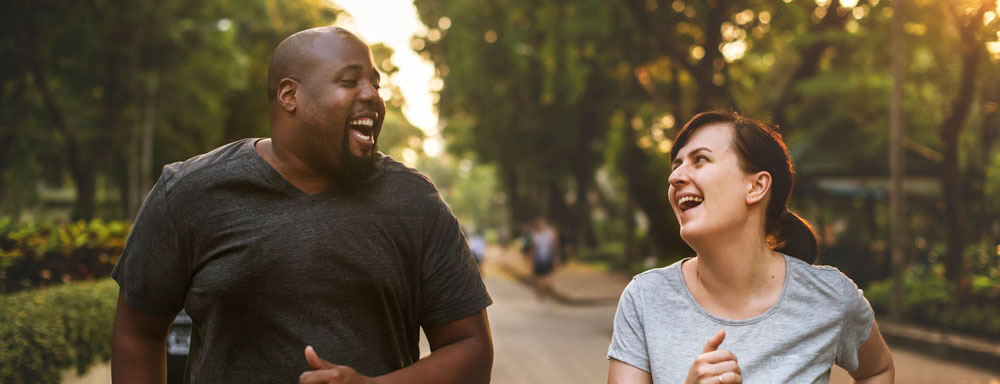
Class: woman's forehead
678,123,734,154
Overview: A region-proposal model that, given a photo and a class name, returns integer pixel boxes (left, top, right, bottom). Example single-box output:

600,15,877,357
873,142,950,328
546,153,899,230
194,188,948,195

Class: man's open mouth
347,115,376,141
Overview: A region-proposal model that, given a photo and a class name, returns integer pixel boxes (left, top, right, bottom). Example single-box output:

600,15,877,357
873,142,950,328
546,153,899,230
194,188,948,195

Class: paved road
480,266,1000,384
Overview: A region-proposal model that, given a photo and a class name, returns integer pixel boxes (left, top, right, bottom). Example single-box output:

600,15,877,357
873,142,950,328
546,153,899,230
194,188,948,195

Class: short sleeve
111,171,189,316
834,273,875,372
419,201,492,325
607,278,650,373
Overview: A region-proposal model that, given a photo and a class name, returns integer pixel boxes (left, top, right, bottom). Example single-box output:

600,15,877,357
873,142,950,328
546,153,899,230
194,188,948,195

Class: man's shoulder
375,154,441,197
160,139,256,191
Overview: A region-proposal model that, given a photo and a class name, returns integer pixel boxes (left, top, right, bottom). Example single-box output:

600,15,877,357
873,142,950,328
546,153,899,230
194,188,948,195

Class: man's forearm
372,336,492,384
111,333,168,383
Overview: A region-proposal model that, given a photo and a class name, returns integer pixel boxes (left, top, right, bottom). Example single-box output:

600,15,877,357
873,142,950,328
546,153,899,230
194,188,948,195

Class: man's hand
299,346,375,384
685,330,743,384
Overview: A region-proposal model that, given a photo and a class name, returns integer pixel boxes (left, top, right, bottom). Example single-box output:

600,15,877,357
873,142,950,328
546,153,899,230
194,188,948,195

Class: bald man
111,27,493,384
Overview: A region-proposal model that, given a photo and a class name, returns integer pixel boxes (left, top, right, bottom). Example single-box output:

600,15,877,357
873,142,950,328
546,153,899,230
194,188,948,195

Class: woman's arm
608,358,653,384
849,321,894,383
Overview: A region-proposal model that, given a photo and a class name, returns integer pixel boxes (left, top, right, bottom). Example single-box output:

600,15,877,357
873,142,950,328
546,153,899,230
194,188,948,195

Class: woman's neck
683,225,785,319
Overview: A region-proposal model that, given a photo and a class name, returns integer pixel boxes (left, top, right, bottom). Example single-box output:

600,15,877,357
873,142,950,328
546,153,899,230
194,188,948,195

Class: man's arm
849,322,894,383
111,288,177,383
300,310,493,384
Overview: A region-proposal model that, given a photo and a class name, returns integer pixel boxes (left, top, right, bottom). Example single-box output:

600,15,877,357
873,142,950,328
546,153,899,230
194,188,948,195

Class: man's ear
747,171,772,205
276,78,299,113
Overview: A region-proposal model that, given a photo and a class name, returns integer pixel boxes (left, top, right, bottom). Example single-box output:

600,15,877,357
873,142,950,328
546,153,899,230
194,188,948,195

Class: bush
0,218,128,293
867,241,1000,339
0,278,118,383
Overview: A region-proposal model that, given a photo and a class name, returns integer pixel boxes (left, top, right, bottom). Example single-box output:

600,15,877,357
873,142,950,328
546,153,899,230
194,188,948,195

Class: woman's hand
685,330,743,384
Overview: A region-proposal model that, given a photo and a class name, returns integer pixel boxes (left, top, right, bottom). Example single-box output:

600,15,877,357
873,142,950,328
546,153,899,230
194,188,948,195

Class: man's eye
340,79,359,86
372,80,381,90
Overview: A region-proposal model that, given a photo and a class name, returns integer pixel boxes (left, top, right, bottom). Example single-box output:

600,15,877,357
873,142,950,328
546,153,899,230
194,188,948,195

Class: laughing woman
607,111,894,384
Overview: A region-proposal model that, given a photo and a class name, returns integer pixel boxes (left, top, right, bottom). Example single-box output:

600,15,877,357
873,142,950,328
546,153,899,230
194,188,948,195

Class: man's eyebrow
334,64,364,75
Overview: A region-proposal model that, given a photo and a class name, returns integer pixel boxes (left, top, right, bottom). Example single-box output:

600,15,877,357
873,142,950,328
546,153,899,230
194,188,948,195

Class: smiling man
110,27,493,384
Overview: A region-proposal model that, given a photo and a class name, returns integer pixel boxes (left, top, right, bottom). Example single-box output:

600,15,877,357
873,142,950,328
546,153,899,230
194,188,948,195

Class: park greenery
0,277,118,383
1,3,1000,379
411,0,1000,324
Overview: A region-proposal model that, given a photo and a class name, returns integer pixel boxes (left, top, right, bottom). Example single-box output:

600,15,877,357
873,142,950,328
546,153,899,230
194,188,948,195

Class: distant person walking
469,231,487,266
529,217,560,304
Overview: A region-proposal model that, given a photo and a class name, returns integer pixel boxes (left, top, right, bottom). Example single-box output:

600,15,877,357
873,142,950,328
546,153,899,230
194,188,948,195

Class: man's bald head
266,26,366,103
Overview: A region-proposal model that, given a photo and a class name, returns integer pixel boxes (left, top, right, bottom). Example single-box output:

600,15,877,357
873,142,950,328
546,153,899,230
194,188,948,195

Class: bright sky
330,0,444,156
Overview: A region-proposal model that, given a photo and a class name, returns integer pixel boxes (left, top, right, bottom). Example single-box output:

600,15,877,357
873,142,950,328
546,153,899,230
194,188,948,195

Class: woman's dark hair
670,110,818,264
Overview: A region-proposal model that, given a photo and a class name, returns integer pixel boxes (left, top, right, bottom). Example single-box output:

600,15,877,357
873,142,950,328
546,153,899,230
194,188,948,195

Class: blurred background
1,0,998,382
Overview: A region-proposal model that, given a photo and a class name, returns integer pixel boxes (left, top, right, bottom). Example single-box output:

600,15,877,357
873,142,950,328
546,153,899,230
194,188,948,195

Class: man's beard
338,131,378,186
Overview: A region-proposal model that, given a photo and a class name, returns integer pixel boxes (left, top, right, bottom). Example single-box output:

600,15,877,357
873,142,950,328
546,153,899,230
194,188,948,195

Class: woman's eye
695,155,708,163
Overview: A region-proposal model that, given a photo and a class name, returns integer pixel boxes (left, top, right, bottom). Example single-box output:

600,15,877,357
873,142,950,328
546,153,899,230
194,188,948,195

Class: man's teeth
349,118,374,127
678,196,703,205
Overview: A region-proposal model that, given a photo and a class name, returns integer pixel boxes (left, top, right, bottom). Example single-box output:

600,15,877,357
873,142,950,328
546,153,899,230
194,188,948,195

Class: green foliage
867,242,1000,338
0,0,343,220
0,278,118,383
0,218,128,293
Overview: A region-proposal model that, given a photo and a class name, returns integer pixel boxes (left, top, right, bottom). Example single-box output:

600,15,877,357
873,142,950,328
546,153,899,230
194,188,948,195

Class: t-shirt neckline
244,138,316,197
674,253,792,326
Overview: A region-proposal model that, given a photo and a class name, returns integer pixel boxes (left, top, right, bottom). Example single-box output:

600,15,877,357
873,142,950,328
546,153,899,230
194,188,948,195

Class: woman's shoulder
785,255,862,299
627,258,688,293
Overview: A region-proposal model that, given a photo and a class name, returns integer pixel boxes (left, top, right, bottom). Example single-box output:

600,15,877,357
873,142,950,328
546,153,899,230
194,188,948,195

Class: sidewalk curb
877,320,1000,374
495,259,621,306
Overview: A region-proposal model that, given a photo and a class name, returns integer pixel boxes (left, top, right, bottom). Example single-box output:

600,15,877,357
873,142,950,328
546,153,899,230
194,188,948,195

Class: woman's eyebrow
672,147,714,167
689,147,713,156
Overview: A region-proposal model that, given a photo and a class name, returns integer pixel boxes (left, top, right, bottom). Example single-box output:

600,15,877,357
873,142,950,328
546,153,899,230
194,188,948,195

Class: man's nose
359,81,380,103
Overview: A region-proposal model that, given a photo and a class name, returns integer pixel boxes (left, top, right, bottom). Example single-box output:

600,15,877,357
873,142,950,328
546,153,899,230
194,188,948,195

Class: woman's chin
678,224,708,245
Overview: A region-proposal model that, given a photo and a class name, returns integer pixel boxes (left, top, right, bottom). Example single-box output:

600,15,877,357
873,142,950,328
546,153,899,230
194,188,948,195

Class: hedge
867,242,1000,339
0,278,118,384
0,217,127,293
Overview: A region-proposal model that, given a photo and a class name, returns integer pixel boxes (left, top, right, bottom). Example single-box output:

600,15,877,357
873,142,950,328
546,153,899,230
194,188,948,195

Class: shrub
0,278,118,383
0,218,128,293
866,241,1000,339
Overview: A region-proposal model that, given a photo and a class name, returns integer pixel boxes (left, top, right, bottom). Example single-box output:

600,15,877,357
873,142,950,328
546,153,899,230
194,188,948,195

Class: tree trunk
940,3,988,285
620,110,689,260
71,166,98,220
693,0,730,113
772,0,847,132
889,0,907,321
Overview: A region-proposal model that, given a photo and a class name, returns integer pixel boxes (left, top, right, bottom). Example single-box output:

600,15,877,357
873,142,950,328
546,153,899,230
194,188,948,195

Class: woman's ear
747,171,771,205
276,78,298,113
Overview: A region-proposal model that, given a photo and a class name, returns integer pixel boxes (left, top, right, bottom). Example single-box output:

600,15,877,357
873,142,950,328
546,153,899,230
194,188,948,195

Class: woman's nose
668,166,689,187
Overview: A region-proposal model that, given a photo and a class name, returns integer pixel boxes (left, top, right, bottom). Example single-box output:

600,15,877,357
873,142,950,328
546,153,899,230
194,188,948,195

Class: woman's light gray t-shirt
607,255,874,383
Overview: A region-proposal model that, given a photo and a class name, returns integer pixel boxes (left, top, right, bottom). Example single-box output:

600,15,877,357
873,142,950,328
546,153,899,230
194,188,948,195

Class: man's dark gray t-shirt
112,138,491,382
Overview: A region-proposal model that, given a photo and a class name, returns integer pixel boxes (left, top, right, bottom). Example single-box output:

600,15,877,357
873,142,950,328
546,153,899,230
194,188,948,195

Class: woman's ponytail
774,210,818,264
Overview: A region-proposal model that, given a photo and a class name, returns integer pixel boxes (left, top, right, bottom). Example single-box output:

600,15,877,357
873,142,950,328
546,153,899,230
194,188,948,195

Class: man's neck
255,138,333,195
